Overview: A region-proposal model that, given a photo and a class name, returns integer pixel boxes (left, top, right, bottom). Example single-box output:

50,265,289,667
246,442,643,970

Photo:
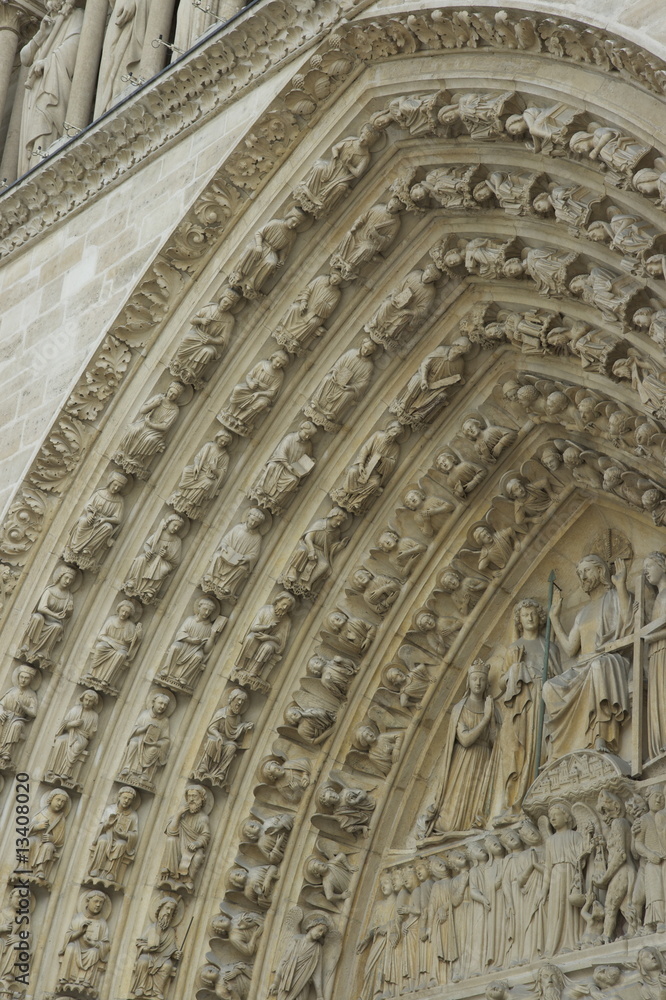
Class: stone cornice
1,3,666,263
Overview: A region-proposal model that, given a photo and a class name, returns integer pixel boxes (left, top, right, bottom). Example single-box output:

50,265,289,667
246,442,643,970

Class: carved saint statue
269,912,332,1000
330,422,402,515
168,430,232,520
231,592,296,691
18,0,83,173
0,665,39,770
217,352,289,436
26,788,70,884
123,514,186,605
117,691,172,791
57,891,111,994
113,382,186,479
17,564,76,669
160,785,210,892
87,786,139,887
94,0,150,116
364,266,440,351
228,210,305,299
330,198,403,281
303,338,377,432
293,124,381,217
169,288,240,388
248,422,317,514
82,599,143,694
159,597,226,692
390,339,469,428
273,274,343,355
643,552,666,758
191,689,253,789
492,599,561,820
44,689,100,788
63,471,128,571
543,554,633,756
130,896,182,1000
200,508,266,603
428,659,499,834
280,507,349,597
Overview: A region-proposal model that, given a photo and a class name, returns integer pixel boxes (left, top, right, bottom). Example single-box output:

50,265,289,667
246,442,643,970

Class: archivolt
1,7,666,1000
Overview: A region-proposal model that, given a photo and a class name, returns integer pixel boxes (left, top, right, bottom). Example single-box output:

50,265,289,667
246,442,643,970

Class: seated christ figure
543,554,633,758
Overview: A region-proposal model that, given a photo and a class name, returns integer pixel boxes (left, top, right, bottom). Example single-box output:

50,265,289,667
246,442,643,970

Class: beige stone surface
1,3,666,1000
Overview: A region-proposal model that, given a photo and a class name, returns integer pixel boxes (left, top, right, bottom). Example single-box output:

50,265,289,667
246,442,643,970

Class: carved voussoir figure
200,509,266,604
0,887,33,995
315,777,375,837
293,124,382,217
82,599,143,695
390,339,469,428
123,514,186,606
330,197,403,281
248,422,317,514
438,90,519,140
211,910,264,955
330,422,403,516
461,415,516,464
44,689,100,790
191,689,253,789
63,471,129,571
280,507,349,598
117,691,174,792
434,448,486,500
17,564,77,668
228,209,305,299
130,896,183,1000
87,786,139,889
258,753,310,806
113,381,186,480
303,337,377,432
159,785,212,893
217,352,289,436
269,911,334,1000
57,890,111,998
24,788,71,886
364,266,440,352
230,592,295,693
273,274,343,356
158,597,226,693
168,430,232,520
0,665,40,771
169,288,240,388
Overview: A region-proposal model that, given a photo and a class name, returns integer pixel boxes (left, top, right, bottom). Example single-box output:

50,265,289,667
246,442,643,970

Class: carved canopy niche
1,5,666,1000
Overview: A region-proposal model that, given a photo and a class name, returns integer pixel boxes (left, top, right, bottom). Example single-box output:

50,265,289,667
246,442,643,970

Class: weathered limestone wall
0,56,297,517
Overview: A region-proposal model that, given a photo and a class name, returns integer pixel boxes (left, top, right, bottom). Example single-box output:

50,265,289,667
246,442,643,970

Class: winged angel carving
269,907,339,1000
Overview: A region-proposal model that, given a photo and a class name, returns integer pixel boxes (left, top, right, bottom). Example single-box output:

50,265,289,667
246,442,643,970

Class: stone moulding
1,3,666,267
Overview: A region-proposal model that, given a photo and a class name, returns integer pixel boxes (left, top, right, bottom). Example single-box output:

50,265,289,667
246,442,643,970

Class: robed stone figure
543,554,633,757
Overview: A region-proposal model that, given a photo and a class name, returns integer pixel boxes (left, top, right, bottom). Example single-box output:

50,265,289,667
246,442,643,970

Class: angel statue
269,909,337,1000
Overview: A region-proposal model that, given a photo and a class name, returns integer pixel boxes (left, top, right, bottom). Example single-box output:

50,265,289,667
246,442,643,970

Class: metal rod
534,569,557,781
